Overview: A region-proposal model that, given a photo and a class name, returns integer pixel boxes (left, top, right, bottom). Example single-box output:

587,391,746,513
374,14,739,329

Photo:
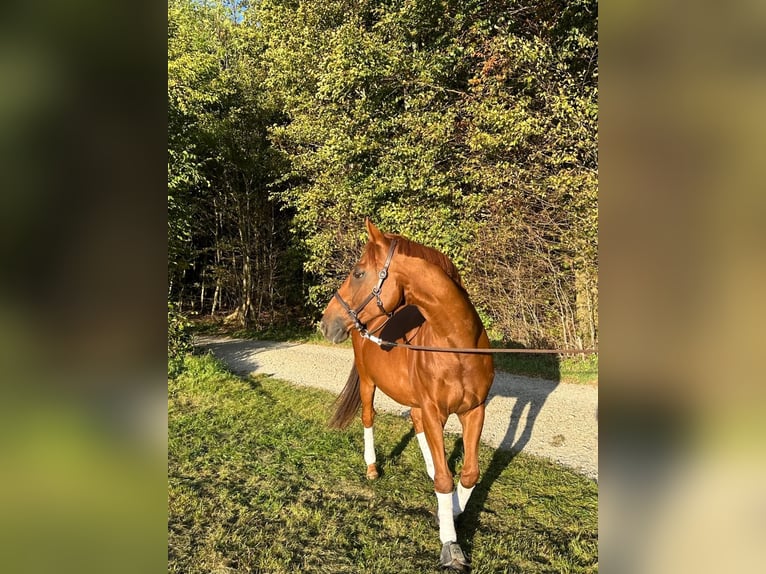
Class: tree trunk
575,266,597,349
199,270,206,314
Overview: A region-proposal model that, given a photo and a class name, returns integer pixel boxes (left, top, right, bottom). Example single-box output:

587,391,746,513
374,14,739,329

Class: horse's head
320,219,404,343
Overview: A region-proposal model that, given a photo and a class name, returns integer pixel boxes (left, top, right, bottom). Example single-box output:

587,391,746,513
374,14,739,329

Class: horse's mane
386,233,464,287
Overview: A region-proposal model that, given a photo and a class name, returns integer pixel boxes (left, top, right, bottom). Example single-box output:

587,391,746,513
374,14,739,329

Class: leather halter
333,239,398,334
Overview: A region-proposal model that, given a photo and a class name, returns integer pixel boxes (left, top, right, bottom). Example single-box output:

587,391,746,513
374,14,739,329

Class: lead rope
360,330,597,355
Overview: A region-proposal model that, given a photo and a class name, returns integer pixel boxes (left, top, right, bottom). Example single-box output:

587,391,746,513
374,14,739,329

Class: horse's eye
353,269,366,279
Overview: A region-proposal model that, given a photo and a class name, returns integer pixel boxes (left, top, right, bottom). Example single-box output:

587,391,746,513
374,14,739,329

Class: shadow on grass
377,428,417,478
456,447,521,554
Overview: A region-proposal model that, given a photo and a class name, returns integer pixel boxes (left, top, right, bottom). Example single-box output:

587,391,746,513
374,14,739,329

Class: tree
256,0,598,347
168,0,300,328
167,0,598,347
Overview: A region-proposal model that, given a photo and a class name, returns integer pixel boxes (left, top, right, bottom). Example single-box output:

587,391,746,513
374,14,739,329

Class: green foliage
168,0,598,349
168,0,302,327
167,0,219,279
169,354,598,572
261,0,491,305
168,302,193,376
255,0,598,347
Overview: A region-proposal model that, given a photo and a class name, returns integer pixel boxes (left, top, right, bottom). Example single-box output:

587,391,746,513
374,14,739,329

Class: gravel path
196,336,598,480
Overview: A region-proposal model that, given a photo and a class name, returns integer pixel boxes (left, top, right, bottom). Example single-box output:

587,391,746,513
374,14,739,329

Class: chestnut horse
320,219,494,571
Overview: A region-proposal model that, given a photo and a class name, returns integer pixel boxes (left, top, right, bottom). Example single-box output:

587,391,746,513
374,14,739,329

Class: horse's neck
401,262,481,343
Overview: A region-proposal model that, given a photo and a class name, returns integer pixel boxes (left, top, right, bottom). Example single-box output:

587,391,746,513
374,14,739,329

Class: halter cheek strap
334,239,398,334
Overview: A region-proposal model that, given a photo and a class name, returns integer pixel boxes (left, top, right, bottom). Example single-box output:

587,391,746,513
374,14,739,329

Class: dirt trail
196,336,598,480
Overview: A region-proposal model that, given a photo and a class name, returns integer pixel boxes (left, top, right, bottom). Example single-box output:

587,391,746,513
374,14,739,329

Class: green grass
169,354,598,573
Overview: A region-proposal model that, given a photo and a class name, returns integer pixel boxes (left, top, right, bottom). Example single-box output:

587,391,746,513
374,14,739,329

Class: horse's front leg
422,409,470,572
360,378,378,479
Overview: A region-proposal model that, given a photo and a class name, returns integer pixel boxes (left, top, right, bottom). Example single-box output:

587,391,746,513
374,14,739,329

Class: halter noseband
334,239,399,335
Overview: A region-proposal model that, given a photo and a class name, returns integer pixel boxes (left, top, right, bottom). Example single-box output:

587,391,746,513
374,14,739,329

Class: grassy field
191,318,598,385
169,354,597,573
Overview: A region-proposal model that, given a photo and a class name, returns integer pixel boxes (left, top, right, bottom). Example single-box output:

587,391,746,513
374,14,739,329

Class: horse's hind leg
360,378,378,479
454,404,486,517
410,408,435,479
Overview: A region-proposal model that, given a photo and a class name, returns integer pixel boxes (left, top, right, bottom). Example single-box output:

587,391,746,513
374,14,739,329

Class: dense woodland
168,0,597,349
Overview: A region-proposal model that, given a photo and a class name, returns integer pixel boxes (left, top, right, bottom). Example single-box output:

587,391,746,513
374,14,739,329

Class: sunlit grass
169,354,598,573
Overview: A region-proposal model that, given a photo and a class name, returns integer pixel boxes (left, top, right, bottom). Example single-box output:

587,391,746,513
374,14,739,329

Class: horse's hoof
366,464,379,480
440,542,470,571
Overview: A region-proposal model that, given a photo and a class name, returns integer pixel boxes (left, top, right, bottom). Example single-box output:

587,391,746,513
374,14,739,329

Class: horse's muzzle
320,315,350,344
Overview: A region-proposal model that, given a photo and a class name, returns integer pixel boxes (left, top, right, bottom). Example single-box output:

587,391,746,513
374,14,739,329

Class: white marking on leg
436,490,457,544
363,426,376,465
416,431,435,479
452,482,475,517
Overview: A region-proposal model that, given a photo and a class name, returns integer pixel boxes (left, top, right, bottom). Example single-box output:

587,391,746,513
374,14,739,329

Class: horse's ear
365,218,384,244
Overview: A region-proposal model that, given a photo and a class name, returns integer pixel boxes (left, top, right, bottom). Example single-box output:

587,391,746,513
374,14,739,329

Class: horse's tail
329,365,361,429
